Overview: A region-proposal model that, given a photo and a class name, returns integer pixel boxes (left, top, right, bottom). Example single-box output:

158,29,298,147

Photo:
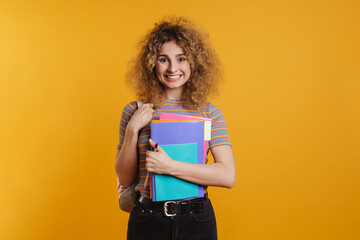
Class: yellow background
1,0,359,239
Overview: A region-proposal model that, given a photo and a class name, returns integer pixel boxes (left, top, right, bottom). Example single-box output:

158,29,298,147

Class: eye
178,57,187,62
158,58,168,63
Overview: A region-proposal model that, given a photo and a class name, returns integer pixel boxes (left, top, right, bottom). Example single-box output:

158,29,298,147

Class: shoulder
123,101,137,111
120,101,138,119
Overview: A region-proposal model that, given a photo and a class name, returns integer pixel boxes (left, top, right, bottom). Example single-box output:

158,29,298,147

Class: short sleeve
207,104,231,149
117,101,137,151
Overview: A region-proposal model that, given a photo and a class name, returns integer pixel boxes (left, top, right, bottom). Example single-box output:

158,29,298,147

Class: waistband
136,194,208,217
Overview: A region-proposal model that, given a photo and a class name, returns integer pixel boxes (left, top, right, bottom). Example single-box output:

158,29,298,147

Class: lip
164,74,182,82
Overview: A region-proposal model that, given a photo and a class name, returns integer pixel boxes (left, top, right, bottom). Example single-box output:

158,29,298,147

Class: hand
127,103,154,132
145,139,174,175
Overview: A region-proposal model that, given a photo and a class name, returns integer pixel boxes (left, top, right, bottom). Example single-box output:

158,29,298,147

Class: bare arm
146,139,236,188
115,103,154,187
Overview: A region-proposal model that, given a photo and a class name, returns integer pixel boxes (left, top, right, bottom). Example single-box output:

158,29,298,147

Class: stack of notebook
150,113,211,202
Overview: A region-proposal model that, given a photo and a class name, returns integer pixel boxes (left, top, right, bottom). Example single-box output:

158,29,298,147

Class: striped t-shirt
117,99,231,198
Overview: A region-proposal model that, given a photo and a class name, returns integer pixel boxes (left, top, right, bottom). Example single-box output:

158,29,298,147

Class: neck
165,87,184,100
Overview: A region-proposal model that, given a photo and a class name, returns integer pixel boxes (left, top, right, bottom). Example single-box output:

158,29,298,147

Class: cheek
184,62,191,74
185,65,191,76
155,64,165,78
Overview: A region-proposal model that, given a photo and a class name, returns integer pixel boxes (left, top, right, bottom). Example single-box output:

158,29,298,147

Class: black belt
136,194,207,217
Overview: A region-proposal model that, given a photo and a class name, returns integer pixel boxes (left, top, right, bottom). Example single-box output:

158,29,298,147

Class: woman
115,17,236,240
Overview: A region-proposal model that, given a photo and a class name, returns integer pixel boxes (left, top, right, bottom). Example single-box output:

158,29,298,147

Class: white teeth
166,75,181,79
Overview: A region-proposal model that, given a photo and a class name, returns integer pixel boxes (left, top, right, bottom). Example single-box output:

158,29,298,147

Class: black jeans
127,197,218,240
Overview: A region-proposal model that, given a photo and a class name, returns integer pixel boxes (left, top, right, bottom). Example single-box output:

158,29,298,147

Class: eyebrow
157,53,186,57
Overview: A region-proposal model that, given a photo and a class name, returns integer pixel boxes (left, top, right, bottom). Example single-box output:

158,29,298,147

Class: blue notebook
150,120,205,201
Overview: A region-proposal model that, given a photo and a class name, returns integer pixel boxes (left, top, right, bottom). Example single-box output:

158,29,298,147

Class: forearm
115,127,139,187
146,143,236,189
169,160,236,189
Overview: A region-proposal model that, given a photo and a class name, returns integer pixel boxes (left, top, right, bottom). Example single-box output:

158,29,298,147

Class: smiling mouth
164,74,182,81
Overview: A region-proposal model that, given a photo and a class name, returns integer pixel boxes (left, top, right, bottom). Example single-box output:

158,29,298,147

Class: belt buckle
163,201,176,217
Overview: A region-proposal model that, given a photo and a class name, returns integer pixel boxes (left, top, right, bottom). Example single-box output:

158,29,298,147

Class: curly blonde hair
126,16,223,107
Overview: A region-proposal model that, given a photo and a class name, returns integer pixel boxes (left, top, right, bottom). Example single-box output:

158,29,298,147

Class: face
155,41,191,96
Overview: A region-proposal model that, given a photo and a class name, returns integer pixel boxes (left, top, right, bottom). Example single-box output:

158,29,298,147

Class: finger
146,153,155,160
147,152,156,159
145,161,153,172
140,105,155,114
148,138,157,148
142,103,154,109
145,156,152,165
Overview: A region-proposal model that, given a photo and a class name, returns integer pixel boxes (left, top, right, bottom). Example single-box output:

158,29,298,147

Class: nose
168,61,178,73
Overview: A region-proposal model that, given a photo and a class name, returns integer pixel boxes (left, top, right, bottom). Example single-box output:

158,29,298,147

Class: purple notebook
150,120,205,201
